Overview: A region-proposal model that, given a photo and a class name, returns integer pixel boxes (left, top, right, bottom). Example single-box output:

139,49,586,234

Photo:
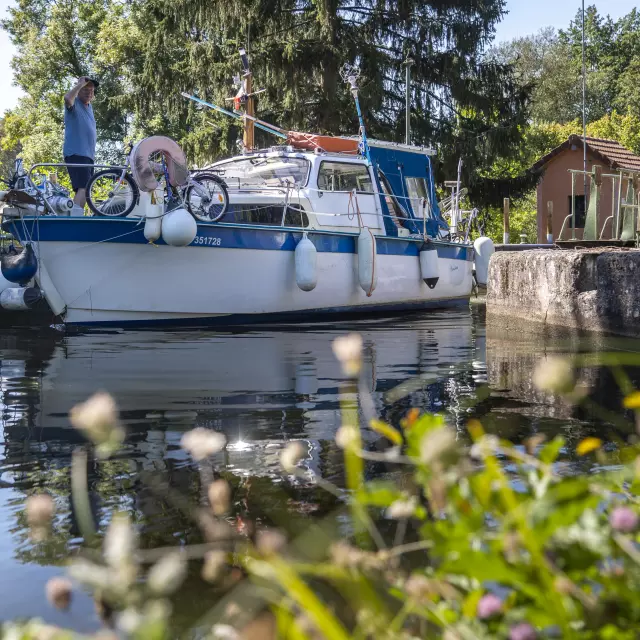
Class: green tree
110,0,533,206
490,29,581,124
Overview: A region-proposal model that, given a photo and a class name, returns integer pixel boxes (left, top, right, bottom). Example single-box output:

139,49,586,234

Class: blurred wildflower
68,558,115,593
335,425,358,450
181,428,226,461
202,550,227,583
256,528,287,556
524,433,546,455
386,497,417,519
532,356,575,394
280,441,305,472
45,577,72,610
26,493,54,528
332,333,363,377
405,574,432,600
476,593,503,619
576,437,603,456
211,624,239,639
147,552,187,596
509,623,537,640
116,608,144,635
610,506,639,533
103,513,138,592
623,391,640,409
470,434,499,460
420,426,457,464
208,479,231,516
69,392,124,458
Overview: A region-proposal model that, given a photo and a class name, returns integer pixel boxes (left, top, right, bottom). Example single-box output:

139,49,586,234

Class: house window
317,162,374,193
568,195,586,228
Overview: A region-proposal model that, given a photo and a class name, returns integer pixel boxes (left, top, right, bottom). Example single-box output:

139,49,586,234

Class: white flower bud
208,479,231,516
386,497,418,519
69,392,124,455
332,334,363,377
280,441,305,472
45,577,72,610
104,512,136,569
420,427,456,464
335,425,358,450
26,494,54,528
181,428,226,461
147,552,187,596
532,356,575,393
202,550,227,583
256,529,287,556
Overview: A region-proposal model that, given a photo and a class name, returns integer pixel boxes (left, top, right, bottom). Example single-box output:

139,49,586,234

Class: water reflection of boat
1,311,476,446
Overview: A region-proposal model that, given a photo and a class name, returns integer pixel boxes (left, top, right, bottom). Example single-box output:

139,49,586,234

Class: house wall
536,146,619,242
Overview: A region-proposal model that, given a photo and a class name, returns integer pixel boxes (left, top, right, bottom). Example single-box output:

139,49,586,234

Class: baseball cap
86,77,100,91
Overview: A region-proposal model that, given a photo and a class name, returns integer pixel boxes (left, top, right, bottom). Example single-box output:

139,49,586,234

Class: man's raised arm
64,77,89,108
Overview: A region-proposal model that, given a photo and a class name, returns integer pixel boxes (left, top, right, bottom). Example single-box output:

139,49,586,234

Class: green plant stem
71,447,96,542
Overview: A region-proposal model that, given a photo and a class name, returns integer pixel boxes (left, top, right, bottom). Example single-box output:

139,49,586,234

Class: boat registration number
193,236,222,246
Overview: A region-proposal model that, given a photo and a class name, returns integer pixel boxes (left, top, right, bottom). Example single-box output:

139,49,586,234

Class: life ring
131,136,190,192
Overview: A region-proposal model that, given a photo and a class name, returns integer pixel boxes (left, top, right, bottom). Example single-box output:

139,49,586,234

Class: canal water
0,306,639,631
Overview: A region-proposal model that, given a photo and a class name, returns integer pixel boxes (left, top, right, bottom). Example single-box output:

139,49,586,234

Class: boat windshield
212,156,310,189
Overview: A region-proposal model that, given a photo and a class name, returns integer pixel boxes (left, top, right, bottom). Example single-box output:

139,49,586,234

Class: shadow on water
1,306,640,629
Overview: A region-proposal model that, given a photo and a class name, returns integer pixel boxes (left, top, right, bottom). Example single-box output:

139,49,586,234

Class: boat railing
21,162,459,240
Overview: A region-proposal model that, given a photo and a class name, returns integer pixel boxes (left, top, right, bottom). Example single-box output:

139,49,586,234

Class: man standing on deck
63,76,99,216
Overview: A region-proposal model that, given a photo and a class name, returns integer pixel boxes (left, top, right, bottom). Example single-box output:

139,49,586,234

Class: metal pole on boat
404,56,413,146
581,0,588,213
239,47,255,150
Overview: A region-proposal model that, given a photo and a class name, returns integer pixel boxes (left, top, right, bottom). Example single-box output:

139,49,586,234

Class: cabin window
317,162,374,193
228,204,309,228
378,171,409,228
210,156,311,188
405,177,429,217
568,195,586,228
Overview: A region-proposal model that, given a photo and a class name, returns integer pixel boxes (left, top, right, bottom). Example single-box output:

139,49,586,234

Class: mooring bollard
503,198,510,244
547,201,554,244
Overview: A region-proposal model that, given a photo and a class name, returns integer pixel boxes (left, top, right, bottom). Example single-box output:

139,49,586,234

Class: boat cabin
208,139,448,239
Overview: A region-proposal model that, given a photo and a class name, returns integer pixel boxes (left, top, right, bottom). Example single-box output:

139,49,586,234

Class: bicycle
85,141,230,222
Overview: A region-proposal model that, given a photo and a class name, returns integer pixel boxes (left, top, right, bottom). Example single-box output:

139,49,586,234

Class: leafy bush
7,339,640,639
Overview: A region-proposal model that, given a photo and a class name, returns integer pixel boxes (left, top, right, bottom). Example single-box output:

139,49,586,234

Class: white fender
295,233,317,292
419,246,439,289
358,228,377,296
161,208,197,247
473,236,495,287
142,190,164,243
0,271,19,296
0,287,40,311
131,136,190,192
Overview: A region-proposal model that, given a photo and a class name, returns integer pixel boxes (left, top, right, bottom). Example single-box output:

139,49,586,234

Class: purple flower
509,623,537,640
477,593,503,619
610,506,639,533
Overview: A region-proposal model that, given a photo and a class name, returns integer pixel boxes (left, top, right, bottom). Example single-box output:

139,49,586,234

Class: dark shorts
65,155,94,191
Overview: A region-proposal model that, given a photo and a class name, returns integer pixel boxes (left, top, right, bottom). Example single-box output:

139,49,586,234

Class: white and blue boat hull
7,217,473,326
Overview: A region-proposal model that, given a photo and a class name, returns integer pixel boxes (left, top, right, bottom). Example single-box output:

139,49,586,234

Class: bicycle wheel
87,170,139,217
185,173,229,222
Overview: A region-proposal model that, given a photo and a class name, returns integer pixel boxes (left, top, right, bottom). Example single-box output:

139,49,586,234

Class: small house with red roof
531,135,640,242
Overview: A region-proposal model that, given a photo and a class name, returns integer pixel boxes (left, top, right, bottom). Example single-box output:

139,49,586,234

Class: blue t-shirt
63,99,97,160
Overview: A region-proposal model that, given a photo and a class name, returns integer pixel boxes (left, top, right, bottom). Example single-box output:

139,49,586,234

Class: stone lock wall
486,249,640,337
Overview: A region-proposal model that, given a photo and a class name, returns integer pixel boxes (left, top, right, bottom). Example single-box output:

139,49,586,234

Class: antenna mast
340,64,372,164
582,0,587,218
238,47,255,150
